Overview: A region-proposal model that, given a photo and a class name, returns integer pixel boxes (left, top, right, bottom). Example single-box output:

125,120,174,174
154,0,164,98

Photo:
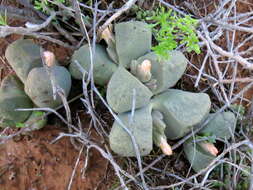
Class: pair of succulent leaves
0,39,72,128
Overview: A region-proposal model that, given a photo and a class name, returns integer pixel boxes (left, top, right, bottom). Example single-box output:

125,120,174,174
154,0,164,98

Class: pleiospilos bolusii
183,112,236,172
69,21,213,158
25,51,71,108
5,39,72,108
3,39,71,128
150,89,211,140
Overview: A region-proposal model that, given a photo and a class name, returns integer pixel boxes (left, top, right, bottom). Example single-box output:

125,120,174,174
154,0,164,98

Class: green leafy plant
196,133,217,144
148,7,200,58
34,111,45,117
0,10,8,26
34,0,49,12
34,0,66,13
15,122,25,128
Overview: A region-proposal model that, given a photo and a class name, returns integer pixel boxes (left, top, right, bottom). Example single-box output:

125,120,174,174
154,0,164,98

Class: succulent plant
152,110,173,155
130,51,187,94
183,111,236,172
5,40,72,109
22,111,47,131
68,21,214,158
114,21,152,68
0,74,33,127
25,51,72,108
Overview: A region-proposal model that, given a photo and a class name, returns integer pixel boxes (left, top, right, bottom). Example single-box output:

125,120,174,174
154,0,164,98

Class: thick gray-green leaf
109,106,153,157
25,66,71,108
183,138,216,172
200,112,236,140
115,21,152,68
69,44,117,85
132,51,187,94
5,39,42,83
151,89,211,139
107,67,153,113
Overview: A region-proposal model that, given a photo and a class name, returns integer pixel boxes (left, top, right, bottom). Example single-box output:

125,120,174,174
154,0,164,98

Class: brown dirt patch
0,126,111,190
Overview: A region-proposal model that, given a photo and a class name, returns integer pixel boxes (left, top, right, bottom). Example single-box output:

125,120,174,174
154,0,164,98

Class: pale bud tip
200,142,218,156
160,137,173,156
43,51,55,67
140,59,152,72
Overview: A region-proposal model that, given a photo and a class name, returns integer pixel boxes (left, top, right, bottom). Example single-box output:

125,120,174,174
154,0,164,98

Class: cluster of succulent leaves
68,20,238,174
0,39,71,131
147,7,200,58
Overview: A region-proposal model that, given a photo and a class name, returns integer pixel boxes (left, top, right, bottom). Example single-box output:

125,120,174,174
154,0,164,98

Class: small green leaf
0,10,7,26
34,111,44,117
149,8,200,58
16,122,25,128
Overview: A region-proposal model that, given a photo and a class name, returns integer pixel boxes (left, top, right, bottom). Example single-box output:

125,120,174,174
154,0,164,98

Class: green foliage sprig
0,10,8,26
148,7,201,58
34,0,66,13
